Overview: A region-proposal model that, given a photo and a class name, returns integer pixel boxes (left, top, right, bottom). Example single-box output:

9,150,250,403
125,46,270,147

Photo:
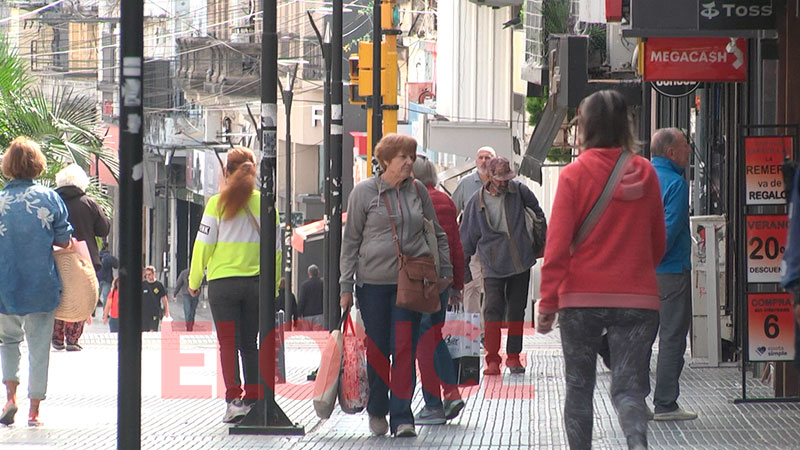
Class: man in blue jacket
650,128,698,421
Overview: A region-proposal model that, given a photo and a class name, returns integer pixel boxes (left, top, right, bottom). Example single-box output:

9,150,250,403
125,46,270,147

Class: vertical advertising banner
746,214,789,283
744,136,794,205
747,293,794,362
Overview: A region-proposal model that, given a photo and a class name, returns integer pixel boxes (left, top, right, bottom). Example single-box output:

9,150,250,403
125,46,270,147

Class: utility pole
118,0,143,446
329,0,344,330
279,65,298,322
230,0,302,435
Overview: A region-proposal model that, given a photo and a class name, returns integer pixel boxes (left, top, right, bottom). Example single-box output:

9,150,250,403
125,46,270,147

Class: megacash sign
643,37,747,82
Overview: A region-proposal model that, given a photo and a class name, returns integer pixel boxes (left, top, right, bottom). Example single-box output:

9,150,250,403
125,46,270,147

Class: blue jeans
417,288,458,409
0,311,56,400
356,283,421,433
108,317,119,333
98,280,112,307
180,294,199,329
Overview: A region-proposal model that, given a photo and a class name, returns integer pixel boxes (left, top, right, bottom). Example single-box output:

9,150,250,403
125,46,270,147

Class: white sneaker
222,399,251,423
653,407,697,421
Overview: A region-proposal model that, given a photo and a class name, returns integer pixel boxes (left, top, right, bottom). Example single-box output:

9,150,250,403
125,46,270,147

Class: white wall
436,0,513,123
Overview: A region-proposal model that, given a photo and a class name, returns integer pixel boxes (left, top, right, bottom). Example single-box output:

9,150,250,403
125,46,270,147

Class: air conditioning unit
468,0,523,8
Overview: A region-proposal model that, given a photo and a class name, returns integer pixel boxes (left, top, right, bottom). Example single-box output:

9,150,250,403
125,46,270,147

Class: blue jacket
652,156,691,273
0,179,73,315
460,179,545,279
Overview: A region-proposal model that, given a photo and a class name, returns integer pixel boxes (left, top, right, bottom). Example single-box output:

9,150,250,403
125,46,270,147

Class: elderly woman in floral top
0,137,73,427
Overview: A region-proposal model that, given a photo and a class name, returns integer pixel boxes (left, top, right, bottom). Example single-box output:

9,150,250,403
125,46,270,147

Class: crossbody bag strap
382,192,404,258
243,204,261,234
570,150,633,254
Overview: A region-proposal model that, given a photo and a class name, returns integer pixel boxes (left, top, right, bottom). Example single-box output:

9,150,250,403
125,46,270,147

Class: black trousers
208,276,260,401
483,270,530,365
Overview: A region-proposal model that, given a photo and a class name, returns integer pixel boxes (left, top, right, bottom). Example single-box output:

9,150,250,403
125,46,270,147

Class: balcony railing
176,37,261,98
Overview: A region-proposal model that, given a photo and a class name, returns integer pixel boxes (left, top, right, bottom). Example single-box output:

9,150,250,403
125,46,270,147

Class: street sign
744,136,794,205
747,292,794,361
652,81,700,98
642,37,747,82
698,0,776,31
745,214,788,283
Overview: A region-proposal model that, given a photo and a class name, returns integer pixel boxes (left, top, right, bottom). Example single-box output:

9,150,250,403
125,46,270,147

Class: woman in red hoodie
537,90,666,450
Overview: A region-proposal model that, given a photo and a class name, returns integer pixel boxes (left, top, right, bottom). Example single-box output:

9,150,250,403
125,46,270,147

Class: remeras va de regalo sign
744,136,793,205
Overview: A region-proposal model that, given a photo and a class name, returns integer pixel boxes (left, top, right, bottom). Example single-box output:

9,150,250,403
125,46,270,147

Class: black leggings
208,276,260,401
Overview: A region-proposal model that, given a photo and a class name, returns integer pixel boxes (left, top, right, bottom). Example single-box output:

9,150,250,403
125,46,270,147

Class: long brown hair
219,147,256,220
578,90,640,153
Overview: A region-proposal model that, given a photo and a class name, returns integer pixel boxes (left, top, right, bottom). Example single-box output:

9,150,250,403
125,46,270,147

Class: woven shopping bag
338,314,369,414
53,239,99,322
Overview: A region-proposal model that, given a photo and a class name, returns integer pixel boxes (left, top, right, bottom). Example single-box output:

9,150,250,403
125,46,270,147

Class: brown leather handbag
383,192,441,314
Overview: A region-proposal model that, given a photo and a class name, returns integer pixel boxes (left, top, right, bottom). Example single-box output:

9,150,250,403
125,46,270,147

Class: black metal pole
329,0,343,330
118,0,143,446
322,44,333,329
308,13,332,330
283,66,296,323
230,0,302,435
371,0,382,150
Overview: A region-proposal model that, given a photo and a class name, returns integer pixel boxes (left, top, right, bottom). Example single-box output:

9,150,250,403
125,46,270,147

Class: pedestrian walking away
538,90,665,450
460,156,545,376
297,264,324,330
650,127,698,421
97,242,118,309
411,156,466,425
452,146,496,327
340,133,453,438
188,146,283,424
51,164,110,351
142,266,170,332
0,136,74,427
174,267,199,331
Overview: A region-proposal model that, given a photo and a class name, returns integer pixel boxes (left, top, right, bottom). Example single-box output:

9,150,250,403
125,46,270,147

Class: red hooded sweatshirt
539,148,666,315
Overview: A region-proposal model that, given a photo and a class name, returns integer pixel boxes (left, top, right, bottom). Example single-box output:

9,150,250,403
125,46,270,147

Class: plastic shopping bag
338,314,369,414
443,306,481,386
312,327,344,419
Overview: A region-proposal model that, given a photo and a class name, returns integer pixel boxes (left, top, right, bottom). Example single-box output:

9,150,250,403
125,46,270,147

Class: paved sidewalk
1,310,800,449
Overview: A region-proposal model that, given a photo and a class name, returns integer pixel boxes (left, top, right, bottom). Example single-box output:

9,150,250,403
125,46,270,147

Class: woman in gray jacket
340,133,452,438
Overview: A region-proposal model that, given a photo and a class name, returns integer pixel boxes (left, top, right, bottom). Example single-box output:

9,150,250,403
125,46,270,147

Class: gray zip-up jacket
460,179,545,279
340,176,453,294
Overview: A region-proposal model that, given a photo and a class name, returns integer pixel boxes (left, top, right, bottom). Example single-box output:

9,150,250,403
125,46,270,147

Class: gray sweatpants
559,307,659,450
653,271,691,414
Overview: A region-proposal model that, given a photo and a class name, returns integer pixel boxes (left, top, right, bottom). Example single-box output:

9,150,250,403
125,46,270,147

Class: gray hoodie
340,176,453,294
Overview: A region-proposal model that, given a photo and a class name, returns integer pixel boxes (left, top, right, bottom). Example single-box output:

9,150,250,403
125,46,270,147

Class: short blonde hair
55,163,91,191
374,133,417,171
1,136,47,179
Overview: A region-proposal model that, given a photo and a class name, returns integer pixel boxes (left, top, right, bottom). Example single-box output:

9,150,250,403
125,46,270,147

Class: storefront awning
292,213,348,253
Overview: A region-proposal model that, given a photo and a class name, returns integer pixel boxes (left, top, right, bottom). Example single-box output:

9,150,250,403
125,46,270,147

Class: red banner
643,37,747,82
747,293,794,362
745,214,788,283
744,136,794,205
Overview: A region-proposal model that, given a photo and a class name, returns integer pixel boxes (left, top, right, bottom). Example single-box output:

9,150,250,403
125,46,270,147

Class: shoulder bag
569,150,633,254
382,190,441,314
53,239,99,322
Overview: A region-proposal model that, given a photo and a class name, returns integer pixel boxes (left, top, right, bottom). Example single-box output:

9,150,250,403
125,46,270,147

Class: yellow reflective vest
189,191,282,292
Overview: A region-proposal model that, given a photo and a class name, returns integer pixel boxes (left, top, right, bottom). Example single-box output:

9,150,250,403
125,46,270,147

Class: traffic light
348,54,366,105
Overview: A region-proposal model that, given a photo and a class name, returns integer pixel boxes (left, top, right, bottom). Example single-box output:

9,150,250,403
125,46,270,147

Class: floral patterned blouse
0,179,73,315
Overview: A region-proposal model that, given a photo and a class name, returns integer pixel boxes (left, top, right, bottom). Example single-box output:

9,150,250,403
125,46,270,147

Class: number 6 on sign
748,293,793,362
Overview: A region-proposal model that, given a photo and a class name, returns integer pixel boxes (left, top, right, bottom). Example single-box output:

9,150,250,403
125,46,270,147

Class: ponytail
219,147,257,220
